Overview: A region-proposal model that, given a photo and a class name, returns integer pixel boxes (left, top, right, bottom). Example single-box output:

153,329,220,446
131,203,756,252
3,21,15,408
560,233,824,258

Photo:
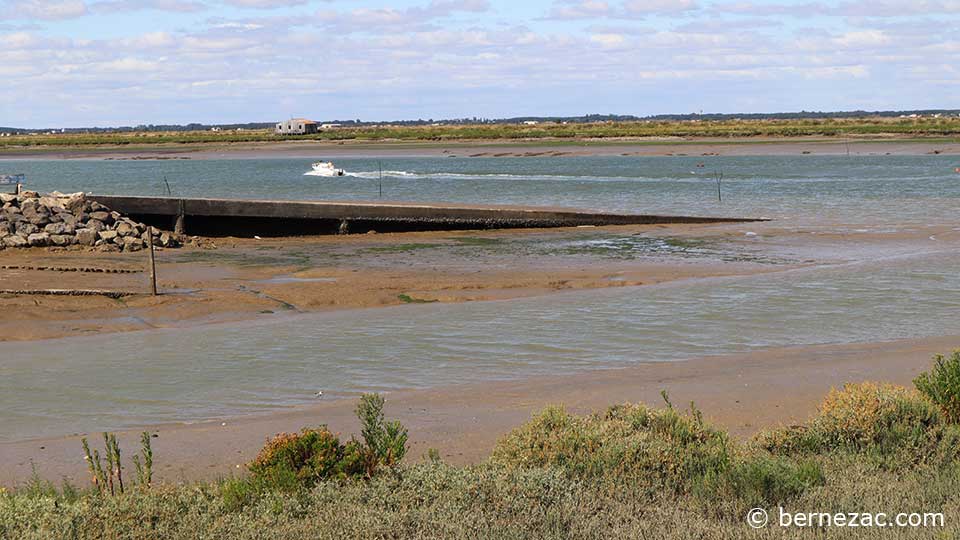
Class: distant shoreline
1,136,958,160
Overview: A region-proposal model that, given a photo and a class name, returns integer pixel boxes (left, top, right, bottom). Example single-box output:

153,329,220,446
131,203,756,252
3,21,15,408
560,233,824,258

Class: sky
0,0,957,128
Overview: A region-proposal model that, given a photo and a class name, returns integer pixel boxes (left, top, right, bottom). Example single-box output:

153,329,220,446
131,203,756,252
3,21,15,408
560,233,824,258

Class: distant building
320,123,342,129
523,120,539,125
276,118,319,135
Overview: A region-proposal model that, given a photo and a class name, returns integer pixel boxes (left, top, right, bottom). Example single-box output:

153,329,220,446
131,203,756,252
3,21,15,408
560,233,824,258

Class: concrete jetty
89,195,767,237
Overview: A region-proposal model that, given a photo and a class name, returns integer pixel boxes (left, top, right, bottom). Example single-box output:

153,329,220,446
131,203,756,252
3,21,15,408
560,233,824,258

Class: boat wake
344,170,720,183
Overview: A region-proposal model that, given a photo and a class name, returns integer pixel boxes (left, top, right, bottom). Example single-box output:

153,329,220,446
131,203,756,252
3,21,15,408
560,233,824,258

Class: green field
3,117,960,148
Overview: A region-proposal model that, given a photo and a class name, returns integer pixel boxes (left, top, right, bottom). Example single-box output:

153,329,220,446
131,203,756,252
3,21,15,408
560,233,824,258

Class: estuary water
6,154,960,228
2,154,960,441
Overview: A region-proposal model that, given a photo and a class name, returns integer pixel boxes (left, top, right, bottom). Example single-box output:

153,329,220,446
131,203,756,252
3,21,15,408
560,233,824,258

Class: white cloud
546,0,611,19
0,0,87,20
621,0,698,15
589,32,625,47
90,0,207,13
716,0,960,18
313,0,491,32
220,0,308,8
546,0,698,19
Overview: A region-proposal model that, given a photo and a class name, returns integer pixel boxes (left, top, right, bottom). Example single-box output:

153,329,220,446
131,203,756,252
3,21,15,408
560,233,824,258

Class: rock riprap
0,191,181,251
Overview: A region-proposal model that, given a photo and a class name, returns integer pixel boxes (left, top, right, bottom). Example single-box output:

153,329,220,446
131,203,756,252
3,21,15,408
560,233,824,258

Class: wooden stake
174,199,185,235
147,227,158,296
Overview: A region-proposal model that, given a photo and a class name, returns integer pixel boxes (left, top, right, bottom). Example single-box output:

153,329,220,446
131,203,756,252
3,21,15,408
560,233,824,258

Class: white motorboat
305,161,345,177
0,173,24,185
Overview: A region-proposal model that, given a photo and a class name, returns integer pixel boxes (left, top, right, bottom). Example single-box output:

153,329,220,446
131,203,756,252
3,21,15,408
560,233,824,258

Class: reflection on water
2,251,959,441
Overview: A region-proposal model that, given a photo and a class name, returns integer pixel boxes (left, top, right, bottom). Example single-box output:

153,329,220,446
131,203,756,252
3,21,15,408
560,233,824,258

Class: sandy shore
1,136,958,160
2,332,955,486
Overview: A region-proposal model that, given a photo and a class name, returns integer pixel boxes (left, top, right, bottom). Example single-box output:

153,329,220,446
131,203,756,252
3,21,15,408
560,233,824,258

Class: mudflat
0,222,789,342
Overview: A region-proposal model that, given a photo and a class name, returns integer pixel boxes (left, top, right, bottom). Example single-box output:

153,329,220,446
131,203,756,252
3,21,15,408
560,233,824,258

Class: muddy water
2,155,960,441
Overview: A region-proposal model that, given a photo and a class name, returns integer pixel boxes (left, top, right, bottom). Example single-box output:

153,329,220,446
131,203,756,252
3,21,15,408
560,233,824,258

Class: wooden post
146,227,158,296
174,199,185,235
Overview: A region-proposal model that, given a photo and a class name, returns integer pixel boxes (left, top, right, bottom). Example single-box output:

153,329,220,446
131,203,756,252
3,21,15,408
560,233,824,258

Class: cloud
90,0,208,13
0,0,87,20
0,0,957,126
220,0,308,8
716,0,960,18
313,0,491,32
545,0,699,20
546,0,611,19
621,0,698,15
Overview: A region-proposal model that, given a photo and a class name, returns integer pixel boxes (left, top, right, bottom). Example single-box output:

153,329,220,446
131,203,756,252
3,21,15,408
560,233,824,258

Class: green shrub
354,393,409,477
249,427,353,488
246,393,408,494
491,403,731,486
491,402,823,509
756,382,949,466
914,350,960,424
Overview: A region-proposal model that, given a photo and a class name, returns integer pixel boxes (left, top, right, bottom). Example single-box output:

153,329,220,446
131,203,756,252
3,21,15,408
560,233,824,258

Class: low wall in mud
88,195,768,237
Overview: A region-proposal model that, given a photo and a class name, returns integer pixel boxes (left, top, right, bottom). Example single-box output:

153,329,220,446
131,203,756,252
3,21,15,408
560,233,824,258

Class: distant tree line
2,109,958,134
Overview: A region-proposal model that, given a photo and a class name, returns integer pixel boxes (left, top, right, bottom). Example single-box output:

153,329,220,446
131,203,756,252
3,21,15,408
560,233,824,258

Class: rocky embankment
0,191,180,251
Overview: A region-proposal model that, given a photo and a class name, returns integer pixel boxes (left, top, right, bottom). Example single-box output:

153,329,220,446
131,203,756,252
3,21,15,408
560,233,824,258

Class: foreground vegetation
3,352,960,539
2,117,960,148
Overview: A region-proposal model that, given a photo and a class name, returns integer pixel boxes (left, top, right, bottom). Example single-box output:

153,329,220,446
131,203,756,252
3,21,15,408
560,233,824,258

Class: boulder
44,222,72,235
27,232,50,247
85,219,105,232
38,196,64,209
3,234,27,248
16,222,39,236
0,193,16,204
122,236,144,251
75,228,98,246
50,234,75,246
88,211,114,225
98,230,118,241
59,213,78,228
64,193,86,213
115,222,136,236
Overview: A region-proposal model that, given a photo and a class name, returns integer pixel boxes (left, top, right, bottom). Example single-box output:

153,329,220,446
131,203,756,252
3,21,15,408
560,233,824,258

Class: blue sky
0,0,957,127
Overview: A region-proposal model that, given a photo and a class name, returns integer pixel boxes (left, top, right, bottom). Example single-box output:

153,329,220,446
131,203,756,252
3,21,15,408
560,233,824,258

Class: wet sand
1,136,958,161
1,332,955,486
0,222,791,342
